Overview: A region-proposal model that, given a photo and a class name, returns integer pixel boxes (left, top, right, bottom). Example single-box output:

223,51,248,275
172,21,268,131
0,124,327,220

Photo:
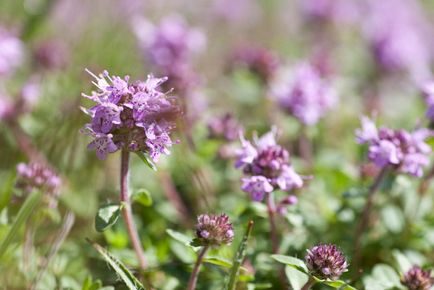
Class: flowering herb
193,213,234,247
401,266,434,290
81,69,180,161
305,244,348,281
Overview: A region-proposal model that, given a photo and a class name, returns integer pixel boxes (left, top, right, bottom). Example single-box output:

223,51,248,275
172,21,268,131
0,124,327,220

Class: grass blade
87,239,146,290
0,190,43,259
224,220,254,290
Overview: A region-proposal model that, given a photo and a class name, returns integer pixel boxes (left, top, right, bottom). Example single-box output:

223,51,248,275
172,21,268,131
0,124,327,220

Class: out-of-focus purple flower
422,82,434,122
0,94,14,121
363,0,432,80
236,130,304,201
208,113,242,142
300,0,360,24
133,15,205,71
0,27,24,76
16,162,61,196
195,213,234,247
229,46,279,84
33,41,68,70
271,63,337,125
81,70,180,161
305,244,348,280
401,266,433,290
356,117,432,177
212,0,259,23
241,176,274,201
133,15,206,123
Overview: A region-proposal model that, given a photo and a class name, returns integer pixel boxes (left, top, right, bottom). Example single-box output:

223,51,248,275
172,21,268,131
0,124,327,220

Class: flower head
81,70,180,161
236,130,304,201
305,244,348,280
401,266,433,290
0,27,24,76
194,214,234,247
229,46,279,84
271,63,337,125
356,117,432,177
208,113,242,142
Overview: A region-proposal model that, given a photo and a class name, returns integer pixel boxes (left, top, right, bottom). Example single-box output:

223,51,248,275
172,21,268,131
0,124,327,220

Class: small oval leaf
95,204,121,232
271,255,309,274
132,189,153,207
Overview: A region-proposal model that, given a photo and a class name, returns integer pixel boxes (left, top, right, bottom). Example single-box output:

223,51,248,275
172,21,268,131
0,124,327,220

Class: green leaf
0,172,15,212
166,229,199,251
132,189,153,207
285,265,309,290
204,256,233,268
322,280,357,290
271,255,309,274
87,239,146,290
95,204,121,232
135,152,157,171
363,264,401,290
0,190,42,259
381,205,404,233
392,250,412,273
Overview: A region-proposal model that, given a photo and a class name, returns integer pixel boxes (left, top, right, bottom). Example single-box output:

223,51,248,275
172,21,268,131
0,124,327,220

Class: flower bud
305,244,348,280
194,214,234,247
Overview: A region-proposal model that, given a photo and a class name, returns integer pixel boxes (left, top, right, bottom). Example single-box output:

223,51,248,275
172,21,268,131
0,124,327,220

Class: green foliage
95,204,122,232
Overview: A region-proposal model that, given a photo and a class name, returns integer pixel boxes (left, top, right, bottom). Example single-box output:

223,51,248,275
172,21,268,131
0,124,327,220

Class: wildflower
236,129,303,201
16,162,61,208
363,0,431,80
81,70,180,161
305,244,348,280
194,214,234,247
229,46,279,84
401,266,433,290
208,113,242,142
356,117,432,177
422,82,434,123
33,41,68,70
271,63,337,126
0,27,24,76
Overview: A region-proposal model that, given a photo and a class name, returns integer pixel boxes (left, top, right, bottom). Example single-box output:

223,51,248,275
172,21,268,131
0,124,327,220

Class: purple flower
236,129,304,201
356,117,432,177
16,162,61,206
207,113,242,142
81,70,180,161
0,27,24,76
229,46,279,84
401,266,433,290
305,244,348,280
422,82,434,122
241,176,274,201
195,213,234,246
271,63,337,125
363,0,431,80
33,41,68,70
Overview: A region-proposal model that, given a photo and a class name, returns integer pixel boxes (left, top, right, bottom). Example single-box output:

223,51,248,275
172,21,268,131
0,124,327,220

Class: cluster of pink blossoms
356,117,432,177
236,129,303,202
81,70,180,161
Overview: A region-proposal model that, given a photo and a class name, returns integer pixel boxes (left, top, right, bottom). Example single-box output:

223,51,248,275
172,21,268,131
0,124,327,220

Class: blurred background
1,0,434,289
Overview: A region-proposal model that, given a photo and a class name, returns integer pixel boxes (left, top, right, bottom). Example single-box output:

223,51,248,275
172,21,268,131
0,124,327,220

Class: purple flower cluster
300,0,360,24
230,47,279,84
363,0,431,80
195,213,234,246
356,117,432,177
271,63,337,126
401,266,433,290
236,130,303,202
81,70,180,161
207,113,242,142
16,162,61,196
305,244,348,280
0,26,24,76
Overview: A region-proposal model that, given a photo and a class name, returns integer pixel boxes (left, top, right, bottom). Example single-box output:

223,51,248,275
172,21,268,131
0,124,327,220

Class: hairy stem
266,192,279,254
301,277,316,290
120,150,147,270
187,246,209,290
352,166,389,274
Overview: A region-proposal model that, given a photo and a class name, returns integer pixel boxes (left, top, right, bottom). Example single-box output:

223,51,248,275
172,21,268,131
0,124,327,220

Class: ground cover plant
1,0,434,289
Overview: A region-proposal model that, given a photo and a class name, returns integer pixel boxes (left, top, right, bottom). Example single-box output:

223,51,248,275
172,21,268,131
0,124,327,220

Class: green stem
120,150,147,270
225,221,254,290
301,277,316,290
